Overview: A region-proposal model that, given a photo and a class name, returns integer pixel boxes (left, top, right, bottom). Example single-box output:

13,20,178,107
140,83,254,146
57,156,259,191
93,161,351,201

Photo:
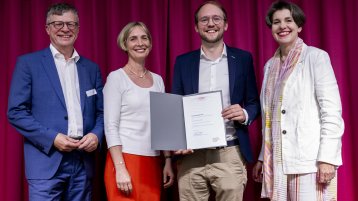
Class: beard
199,30,224,44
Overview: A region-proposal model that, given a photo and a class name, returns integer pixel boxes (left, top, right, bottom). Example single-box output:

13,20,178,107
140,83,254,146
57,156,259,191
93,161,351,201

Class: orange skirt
104,152,162,201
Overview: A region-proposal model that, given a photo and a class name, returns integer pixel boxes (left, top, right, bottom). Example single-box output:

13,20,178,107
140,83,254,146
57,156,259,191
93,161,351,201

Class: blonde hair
117,22,152,52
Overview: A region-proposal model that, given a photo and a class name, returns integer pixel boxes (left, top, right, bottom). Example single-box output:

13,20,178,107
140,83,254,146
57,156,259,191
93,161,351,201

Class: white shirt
198,45,238,141
104,68,165,156
50,44,83,138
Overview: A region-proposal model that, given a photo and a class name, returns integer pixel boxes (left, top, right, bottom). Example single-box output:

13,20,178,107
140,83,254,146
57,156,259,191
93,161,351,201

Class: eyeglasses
198,15,226,25
47,21,79,30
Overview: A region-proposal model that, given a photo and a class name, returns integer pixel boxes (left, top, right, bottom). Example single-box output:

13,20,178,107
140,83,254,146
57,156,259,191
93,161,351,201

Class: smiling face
46,11,79,54
125,26,151,61
195,3,228,44
271,9,302,49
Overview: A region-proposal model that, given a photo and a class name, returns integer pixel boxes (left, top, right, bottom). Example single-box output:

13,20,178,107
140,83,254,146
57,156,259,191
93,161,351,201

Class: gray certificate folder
150,91,227,150
150,92,187,150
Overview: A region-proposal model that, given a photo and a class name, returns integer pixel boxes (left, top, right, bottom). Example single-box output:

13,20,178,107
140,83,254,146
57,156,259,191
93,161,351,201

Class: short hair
46,3,79,24
265,1,305,28
117,22,152,52
194,1,227,25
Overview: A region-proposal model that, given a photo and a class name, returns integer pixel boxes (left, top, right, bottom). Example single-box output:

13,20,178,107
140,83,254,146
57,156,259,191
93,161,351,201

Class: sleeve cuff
242,109,249,125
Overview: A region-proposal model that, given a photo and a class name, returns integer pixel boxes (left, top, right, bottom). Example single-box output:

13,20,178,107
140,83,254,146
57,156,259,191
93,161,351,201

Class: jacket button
282,130,287,134
64,116,68,120
281,110,286,114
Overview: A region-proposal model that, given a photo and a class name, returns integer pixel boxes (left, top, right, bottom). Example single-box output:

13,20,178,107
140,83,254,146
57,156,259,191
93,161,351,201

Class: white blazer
258,44,344,174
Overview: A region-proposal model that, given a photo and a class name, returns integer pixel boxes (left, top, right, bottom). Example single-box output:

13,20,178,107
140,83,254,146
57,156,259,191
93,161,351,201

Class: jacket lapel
76,58,86,112
227,47,237,100
191,51,200,93
41,48,66,108
284,44,307,91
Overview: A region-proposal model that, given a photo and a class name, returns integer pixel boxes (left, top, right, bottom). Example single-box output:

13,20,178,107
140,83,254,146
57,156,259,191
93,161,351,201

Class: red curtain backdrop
1,0,357,200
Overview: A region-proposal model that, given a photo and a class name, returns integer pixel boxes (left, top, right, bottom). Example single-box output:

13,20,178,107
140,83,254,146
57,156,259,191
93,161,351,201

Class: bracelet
164,155,172,159
114,161,125,166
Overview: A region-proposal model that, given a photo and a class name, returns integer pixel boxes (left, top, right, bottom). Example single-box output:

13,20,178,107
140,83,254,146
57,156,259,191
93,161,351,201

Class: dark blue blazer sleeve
242,53,260,125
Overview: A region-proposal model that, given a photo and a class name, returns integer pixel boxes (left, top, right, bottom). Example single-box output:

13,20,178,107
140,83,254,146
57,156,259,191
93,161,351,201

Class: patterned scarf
262,38,303,200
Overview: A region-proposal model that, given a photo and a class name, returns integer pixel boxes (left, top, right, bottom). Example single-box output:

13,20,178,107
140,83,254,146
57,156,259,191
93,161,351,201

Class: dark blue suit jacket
172,45,260,162
7,47,104,179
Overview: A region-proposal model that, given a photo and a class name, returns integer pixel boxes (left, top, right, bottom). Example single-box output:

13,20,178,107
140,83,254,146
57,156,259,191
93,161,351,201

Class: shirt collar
200,43,227,61
49,44,80,62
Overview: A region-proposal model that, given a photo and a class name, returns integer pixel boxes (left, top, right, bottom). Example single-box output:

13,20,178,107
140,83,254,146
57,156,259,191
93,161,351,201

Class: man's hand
222,104,246,123
78,133,99,152
54,133,80,152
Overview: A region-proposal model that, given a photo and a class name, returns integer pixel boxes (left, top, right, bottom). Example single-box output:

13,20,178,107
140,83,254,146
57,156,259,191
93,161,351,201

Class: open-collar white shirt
198,44,240,141
50,44,83,138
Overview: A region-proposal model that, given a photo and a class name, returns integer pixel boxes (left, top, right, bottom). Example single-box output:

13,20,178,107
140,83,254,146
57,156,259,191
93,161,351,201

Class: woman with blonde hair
104,22,174,201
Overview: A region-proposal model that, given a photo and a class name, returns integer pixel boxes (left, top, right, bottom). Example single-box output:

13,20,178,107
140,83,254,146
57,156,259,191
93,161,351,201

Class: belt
209,139,239,150
226,138,239,147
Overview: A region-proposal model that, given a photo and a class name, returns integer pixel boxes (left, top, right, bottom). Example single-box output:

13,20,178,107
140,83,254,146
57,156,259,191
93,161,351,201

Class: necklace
279,51,286,63
127,63,147,78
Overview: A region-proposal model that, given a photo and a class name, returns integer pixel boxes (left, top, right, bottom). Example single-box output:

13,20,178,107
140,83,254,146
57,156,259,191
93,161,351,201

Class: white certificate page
182,91,227,149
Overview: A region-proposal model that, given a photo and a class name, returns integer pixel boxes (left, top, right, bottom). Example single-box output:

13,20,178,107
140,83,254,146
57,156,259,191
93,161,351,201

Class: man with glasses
7,3,103,201
172,1,260,200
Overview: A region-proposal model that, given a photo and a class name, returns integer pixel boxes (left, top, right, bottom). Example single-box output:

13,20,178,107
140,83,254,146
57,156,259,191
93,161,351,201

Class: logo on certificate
212,137,220,142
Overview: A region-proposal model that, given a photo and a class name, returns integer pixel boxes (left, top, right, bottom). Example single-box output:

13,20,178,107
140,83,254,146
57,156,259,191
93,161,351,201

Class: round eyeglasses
47,21,79,30
198,15,226,25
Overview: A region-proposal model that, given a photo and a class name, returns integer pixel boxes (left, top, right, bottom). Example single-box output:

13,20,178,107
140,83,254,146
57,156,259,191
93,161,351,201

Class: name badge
86,89,97,97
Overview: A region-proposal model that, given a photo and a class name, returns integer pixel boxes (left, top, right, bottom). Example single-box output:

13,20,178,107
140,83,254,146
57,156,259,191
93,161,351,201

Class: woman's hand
174,149,194,155
252,161,263,183
163,158,175,188
115,164,132,195
317,162,336,184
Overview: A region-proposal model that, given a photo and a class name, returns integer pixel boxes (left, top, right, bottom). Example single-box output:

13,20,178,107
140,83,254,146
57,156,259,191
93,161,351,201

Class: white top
50,44,83,138
199,44,248,141
104,68,165,156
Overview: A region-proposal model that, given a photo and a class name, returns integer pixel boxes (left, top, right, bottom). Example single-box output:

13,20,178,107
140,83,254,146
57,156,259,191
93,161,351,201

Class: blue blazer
7,47,104,179
172,45,260,162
